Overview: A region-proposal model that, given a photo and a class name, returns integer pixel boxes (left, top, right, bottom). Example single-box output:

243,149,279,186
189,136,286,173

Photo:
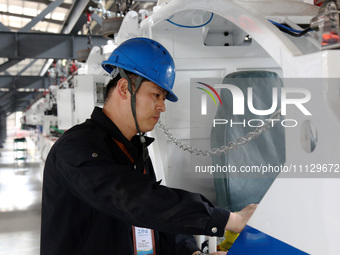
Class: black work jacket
40,107,230,255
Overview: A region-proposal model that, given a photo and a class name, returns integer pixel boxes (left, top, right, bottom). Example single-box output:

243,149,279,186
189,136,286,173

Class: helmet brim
102,61,178,102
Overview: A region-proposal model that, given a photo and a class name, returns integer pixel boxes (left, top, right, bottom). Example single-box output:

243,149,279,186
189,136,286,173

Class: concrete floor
0,135,43,255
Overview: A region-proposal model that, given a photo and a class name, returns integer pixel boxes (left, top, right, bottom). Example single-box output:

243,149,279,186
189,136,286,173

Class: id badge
132,226,156,255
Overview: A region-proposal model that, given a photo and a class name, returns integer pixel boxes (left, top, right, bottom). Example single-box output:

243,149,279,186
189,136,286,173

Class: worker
40,37,257,255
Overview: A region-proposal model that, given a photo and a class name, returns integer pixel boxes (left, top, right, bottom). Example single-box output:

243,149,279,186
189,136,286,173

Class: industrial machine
22,0,340,253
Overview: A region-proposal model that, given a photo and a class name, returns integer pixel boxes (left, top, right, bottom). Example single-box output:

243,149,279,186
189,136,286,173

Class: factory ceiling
0,0,157,116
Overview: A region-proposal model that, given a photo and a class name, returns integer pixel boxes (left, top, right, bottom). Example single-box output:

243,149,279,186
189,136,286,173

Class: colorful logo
196,81,311,117
196,82,222,106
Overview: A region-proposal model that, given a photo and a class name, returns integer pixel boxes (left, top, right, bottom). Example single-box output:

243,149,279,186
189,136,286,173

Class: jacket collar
90,107,154,158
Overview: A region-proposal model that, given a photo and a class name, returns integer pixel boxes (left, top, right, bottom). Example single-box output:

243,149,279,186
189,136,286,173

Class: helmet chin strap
119,68,149,162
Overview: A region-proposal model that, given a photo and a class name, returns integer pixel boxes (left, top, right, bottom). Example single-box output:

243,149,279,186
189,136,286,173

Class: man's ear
116,78,129,99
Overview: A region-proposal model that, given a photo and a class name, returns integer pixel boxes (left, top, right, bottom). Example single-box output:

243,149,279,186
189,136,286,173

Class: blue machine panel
228,225,309,255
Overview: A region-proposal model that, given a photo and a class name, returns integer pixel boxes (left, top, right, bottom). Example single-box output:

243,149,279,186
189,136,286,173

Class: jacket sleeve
50,133,230,238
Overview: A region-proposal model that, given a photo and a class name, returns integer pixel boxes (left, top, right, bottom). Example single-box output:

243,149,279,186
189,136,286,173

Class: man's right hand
224,204,258,233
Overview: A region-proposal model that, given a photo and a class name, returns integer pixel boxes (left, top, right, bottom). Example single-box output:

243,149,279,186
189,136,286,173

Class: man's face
135,81,168,133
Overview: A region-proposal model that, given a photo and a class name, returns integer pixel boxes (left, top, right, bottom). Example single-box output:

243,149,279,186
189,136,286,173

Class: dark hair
104,70,142,102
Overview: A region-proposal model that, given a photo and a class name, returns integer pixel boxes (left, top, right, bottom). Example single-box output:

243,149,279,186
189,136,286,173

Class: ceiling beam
0,20,11,32
0,91,15,102
0,59,24,73
3,103,14,116
19,0,65,32
38,0,90,76
0,75,50,114
69,13,88,35
0,31,107,60
3,101,27,116
1,91,43,114
0,11,64,26
24,0,72,10
0,106,5,115
0,76,50,89
61,0,91,34
17,59,39,76
13,91,41,101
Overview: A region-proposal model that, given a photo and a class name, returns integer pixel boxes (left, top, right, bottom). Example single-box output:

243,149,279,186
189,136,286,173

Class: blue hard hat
102,37,178,102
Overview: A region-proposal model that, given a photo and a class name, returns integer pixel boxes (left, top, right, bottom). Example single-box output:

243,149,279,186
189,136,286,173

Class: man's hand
225,204,258,233
192,204,257,255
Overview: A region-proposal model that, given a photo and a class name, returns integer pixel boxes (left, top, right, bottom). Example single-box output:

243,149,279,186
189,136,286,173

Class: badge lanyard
113,138,156,255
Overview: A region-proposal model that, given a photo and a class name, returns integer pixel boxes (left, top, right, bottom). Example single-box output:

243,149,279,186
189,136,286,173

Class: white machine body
29,0,340,253
137,0,340,254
